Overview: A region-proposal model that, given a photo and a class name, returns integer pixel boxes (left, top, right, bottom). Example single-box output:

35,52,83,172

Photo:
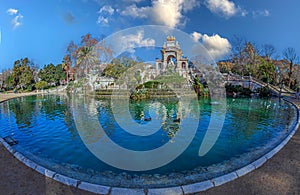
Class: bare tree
262,44,276,60
230,36,247,75
283,47,298,88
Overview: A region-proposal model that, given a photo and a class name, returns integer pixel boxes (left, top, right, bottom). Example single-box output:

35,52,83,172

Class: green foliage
5,75,14,90
66,78,88,93
225,84,252,97
192,83,209,97
103,63,127,79
103,57,138,79
191,75,209,97
258,86,271,97
39,64,65,86
143,81,161,89
10,58,35,91
258,59,276,84
154,73,185,84
35,81,48,90
130,88,150,101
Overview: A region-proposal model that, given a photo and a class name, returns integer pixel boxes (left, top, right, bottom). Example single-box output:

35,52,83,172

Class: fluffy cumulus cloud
205,0,245,18
7,8,18,15
183,0,200,13
191,32,231,60
191,32,203,42
121,4,148,18
99,5,115,15
12,14,23,29
97,5,115,25
121,0,199,28
97,16,109,25
6,8,23,29
120,30,155,53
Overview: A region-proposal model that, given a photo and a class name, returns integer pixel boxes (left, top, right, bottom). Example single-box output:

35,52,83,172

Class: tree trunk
289,62,293,88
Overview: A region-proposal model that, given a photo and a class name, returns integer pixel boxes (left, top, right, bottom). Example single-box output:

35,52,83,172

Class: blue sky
0,0,300,71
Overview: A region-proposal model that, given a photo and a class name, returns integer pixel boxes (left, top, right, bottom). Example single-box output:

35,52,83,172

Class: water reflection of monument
89,98,194,140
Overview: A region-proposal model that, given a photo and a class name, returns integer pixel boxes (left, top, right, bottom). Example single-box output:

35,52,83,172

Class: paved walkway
0,93,299,195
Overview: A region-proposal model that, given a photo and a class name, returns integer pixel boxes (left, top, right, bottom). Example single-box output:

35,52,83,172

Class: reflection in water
73,94,200,171
127,99,182,139
0,95,297,176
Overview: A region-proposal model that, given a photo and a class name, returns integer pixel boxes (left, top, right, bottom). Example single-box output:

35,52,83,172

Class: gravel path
0,93,299,195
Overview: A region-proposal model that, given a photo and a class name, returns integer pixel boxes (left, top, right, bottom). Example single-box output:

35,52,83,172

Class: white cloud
252,9,270,18
99,5,115,15
7,8,23,29
12,14,23,29
121,4,148,18
97,5,115,26
205,0,244,18
192,32,231,60
151,0,184,28
120,30,155,53
191,32,202,42
121,0,199,28
7,8,18,15
183,0,201,13
97,16,109,25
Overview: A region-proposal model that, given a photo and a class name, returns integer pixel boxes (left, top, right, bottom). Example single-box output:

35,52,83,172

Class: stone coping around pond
0,95,299,195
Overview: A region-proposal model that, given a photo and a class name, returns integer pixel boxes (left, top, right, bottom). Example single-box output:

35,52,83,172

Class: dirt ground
0,92,299,195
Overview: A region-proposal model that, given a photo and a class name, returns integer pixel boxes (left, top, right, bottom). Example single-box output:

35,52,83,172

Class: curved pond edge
0,97,299,195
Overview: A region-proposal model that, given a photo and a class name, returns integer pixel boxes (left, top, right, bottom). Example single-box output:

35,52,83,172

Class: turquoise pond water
0,95,298,187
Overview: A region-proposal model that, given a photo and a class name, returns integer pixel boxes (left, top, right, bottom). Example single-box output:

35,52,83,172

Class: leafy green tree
103,57,139,79
38,64,56,84
103,63,127,79
38,64,66,86
258,59,276,84
5,75,14,90
35,81,48,90
10,58,35,91
55,64,66,84
19,67,34,90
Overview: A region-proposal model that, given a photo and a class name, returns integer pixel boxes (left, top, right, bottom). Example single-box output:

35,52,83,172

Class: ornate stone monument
155,36,189,78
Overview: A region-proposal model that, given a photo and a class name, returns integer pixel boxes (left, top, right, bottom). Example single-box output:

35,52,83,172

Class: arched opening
158,63,162,69
182,62,186,69
167,55,177,69
167,55,176,64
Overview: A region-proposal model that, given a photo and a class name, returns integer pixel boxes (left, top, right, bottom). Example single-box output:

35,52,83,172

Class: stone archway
166,55,177,69
167,55,176,63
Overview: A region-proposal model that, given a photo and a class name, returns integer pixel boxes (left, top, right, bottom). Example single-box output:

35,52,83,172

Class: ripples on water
0,95,297,177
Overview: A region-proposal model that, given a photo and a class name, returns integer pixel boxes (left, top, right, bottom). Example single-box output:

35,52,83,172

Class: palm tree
62,55,72,84
76,46,100,91
76,46,99,77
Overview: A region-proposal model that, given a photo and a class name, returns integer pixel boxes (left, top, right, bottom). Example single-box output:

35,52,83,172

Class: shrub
35,81,48,90
258,86,271,97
